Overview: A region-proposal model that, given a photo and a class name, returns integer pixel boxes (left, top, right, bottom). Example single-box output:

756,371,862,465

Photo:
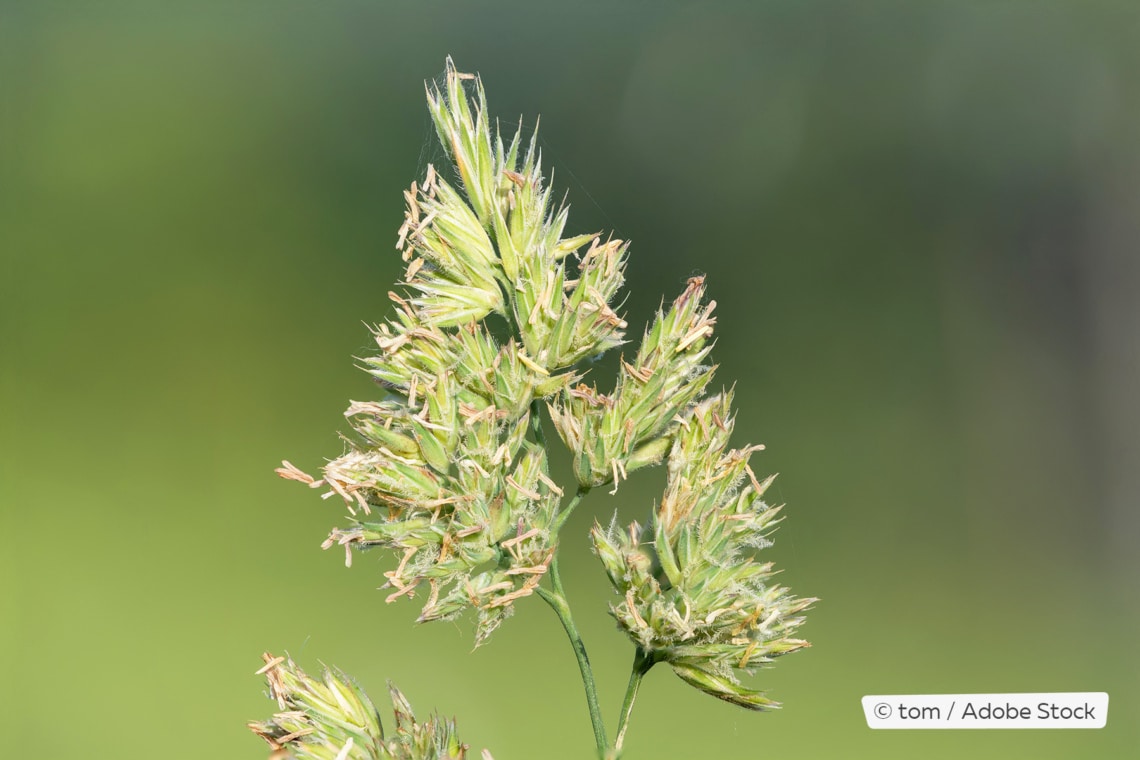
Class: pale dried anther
275,460,317,485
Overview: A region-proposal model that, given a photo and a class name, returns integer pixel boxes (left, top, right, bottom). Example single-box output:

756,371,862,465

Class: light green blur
2,2,1137,758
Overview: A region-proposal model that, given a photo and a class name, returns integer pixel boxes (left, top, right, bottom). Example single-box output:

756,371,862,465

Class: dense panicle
591,393,816,709
250,654,487,760
277,57,631,644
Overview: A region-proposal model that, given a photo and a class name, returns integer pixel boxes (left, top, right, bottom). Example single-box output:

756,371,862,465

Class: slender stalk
537,576,608,755
529,398,548,450
530,399,606,753
552,485,590,534
613,647,655,754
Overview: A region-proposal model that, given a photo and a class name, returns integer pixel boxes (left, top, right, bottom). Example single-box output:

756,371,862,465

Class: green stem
613,647,655,754
552,485,589,535
531,417,605,752
537,574,608,755
529,398,548,450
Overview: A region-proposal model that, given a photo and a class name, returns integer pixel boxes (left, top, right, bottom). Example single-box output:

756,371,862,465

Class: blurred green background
2,1,1138,758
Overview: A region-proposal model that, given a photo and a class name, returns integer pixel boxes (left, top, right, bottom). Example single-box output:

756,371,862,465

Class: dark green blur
2,2,1137,758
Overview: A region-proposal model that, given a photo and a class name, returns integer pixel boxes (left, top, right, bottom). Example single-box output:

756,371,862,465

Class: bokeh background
2,1,1138,758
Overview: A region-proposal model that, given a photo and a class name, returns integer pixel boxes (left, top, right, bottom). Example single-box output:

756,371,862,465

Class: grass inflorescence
252,57,814,760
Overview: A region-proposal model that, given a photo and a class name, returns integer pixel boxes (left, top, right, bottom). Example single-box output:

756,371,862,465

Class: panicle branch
591,393,816,709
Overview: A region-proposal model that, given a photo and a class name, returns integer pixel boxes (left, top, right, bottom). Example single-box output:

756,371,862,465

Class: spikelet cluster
592,393,816,709
548,275,716,491
276,58,679,644
250,653,489,760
